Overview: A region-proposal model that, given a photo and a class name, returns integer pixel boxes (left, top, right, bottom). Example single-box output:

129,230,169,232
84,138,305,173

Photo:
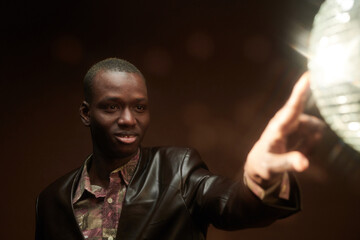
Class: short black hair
83,58,144,103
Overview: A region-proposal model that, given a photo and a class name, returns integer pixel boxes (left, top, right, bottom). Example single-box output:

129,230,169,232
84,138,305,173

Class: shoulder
37,167,82,203
140,146,208,174
141,146,202,164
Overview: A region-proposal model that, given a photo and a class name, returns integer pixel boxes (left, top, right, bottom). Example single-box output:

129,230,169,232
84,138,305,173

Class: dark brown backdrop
2,0,360,239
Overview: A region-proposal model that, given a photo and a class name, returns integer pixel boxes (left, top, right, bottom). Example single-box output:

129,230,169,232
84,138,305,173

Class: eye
105,104,119,112
135,104,147,113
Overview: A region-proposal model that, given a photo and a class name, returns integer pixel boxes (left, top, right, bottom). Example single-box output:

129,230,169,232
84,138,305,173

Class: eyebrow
100,97,148,102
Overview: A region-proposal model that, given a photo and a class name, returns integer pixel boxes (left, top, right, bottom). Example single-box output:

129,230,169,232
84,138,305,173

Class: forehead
92,71,148,101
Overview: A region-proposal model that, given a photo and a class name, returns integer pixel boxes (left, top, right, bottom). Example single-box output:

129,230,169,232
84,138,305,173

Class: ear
79,101,91,127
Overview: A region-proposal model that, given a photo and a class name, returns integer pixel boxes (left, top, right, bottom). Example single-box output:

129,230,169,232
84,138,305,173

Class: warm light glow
348,122,360,131
309,40,348,87
308,0,360,152
336,0,354,11
336,12,351,22
336,95,348,104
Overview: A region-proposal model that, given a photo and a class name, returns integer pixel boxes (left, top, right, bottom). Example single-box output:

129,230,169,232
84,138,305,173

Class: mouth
114,133,138,144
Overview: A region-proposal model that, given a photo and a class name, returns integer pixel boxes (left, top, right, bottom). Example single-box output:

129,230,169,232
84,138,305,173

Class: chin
113,145,139,158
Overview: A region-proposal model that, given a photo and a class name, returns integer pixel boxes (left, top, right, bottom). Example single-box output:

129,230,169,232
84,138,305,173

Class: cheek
91,115,116,135
139,115,150,131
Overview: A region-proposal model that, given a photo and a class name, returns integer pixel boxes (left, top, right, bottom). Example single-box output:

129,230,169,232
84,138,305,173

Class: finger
287,114,325,153
288,114,325,142
265,151,309,174
278,72,310,126
285,72,310,112
265,72,310,136
298,113,325,129
298,114,326,142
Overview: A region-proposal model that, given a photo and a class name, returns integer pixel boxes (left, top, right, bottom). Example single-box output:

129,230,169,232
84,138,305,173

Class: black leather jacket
36,147,300,240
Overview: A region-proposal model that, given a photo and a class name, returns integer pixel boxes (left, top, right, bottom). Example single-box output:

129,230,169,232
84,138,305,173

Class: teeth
116,134,136,144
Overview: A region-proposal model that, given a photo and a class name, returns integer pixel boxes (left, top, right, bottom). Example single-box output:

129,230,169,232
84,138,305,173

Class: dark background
2,0,360,239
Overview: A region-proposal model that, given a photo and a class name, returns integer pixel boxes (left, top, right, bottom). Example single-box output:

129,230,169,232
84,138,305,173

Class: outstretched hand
244,72,325,188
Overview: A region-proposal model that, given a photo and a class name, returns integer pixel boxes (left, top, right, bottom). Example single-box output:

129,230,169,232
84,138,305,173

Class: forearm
195,173,300,230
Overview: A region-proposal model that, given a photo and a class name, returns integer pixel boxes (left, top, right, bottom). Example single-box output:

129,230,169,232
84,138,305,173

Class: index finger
285,72,310,112
268,72,310,135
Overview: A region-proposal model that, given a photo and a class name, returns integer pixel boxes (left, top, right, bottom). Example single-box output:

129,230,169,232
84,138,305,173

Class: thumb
267,151,309,174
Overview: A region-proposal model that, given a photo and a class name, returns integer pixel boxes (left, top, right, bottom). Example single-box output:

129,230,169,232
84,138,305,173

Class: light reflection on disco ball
308,0,360,152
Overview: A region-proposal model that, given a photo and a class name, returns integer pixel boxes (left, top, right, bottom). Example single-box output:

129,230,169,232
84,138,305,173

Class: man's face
83,70,150,159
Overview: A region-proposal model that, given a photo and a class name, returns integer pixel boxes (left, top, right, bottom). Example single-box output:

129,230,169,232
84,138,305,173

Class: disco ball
308,0,360,152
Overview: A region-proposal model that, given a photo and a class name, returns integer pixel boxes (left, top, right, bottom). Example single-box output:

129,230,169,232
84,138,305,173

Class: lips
114,133,138,144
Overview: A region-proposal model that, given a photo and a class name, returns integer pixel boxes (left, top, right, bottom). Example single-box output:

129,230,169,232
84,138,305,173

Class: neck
88,148,138,188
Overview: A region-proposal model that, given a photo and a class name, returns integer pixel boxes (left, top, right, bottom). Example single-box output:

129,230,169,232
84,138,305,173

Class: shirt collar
73,149,140,204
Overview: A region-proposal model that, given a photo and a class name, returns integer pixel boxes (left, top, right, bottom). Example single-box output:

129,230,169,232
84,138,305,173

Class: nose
117,107,136,127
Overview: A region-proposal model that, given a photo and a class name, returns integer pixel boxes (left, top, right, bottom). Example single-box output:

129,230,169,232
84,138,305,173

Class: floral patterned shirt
73,152,139,240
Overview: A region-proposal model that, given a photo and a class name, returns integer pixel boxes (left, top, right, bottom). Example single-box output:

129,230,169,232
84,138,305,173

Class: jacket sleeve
34,169,84,240
180,148,301,230
35,196,43,240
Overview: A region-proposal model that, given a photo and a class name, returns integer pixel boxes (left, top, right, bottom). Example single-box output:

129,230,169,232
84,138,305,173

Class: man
35,58,323,240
